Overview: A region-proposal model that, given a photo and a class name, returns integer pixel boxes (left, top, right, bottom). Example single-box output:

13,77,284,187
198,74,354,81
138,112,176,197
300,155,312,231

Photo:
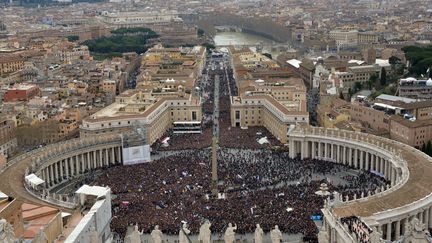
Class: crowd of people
341,216,372,243
92,56,389,242
152,56,283,152
92,149,388,240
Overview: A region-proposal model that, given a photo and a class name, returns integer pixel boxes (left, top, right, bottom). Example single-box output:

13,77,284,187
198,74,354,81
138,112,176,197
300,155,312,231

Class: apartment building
329,30,359,48
0,56,25,76
399,77,432,100
3,84,41,102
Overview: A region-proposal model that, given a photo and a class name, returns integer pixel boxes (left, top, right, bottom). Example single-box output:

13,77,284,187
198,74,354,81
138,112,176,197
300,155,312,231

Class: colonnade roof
333,143,432,218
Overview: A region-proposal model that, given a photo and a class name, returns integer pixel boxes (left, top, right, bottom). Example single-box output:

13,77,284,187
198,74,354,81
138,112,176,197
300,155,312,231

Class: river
213,31,281,57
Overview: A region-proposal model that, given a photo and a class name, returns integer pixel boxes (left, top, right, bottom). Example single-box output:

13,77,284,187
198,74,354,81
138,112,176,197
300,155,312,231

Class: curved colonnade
3,126,431,242
288,126,432,242
22,134,123,209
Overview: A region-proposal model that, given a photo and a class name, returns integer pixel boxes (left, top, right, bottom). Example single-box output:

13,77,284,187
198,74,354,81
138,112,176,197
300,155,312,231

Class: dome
427,78,432,86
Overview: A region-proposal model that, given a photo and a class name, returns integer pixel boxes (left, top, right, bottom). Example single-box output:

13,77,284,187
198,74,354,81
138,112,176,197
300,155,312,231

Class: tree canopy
402,45,432,76
83,28,159,58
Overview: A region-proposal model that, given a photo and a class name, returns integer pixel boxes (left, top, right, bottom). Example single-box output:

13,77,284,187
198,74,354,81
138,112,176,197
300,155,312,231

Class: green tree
380,67,387,86
354,82,362,92
197,28,205,37
262,53,272,59
402,45,432,76
389,56,401,66
67,35,79,42
202,42,216,50
366,74,378,89
427,140,432,156
339,91,344,100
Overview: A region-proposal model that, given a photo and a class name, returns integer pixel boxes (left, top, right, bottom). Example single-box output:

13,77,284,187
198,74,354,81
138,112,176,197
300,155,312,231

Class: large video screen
122,144,151,165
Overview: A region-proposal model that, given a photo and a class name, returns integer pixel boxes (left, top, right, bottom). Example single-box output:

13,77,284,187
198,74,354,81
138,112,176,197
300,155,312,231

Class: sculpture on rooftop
179,222,191,243
0,219,15,243
198,220,211,243
254,224,264,243
224,223,237,243
126,224,143,243
369,228,384,243
401,217,431,243
151,225,163,243
270,225,282,243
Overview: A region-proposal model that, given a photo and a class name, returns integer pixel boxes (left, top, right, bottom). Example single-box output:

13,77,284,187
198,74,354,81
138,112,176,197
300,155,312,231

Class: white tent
25,174,45,189
0,191,8,200
257,137,269,145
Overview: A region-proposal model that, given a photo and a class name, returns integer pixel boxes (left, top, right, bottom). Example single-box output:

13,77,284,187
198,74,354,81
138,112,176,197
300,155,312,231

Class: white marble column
336,145,340,163
42,168,47,182
386,222,392,241
311,142,316,159
354,149,358,168
100,149,103,167
65,158,70,178
117,146,122,163
49,165,54,186
289,140,295,159
111,147,115,165
86,152,90,170
60,160,64,180
424,209,429,227
365,152,370,171
385,160,389,179
318,142,322,158
380,157,384,174
300,141,305,159
53,162,58,182
93,150,97,168
428,207,432,229
395,220,401,240
71,156,75,176
104,148,109,166
360,150,364,169
348,147,353,166
324,143,328,159
81,153,85,173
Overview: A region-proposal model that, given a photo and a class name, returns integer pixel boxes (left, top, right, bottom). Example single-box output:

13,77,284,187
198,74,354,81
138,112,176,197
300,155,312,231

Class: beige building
389,116,432,148
231,95,309,143
329,30,358,47
358,31,378,44
0,56,25,76
229,48,308,144
80,90,202,145
350,101,391,134
138,44,206,92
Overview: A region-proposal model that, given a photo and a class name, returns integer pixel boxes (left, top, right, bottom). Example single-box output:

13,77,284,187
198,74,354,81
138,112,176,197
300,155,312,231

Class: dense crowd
92,149,388,240
341,216,372,243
